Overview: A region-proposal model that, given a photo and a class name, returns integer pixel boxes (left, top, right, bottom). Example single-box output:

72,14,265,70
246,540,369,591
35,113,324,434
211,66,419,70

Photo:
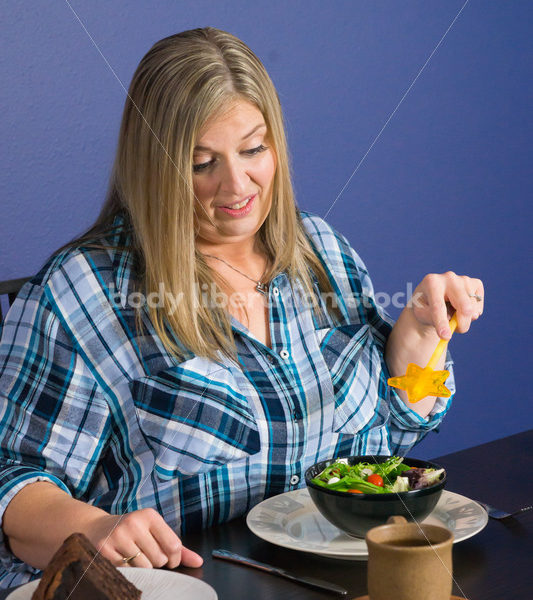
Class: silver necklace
203,254,268,296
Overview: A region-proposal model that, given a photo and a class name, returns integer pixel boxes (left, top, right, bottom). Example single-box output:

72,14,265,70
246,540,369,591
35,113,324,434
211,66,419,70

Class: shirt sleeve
335,234,455,452
301,213,454,454
0,281,112,585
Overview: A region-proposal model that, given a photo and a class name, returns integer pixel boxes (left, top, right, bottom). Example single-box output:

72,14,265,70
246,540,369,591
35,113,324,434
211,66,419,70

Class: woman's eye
193,145,268,173
243,144,268,156
192,160,214,173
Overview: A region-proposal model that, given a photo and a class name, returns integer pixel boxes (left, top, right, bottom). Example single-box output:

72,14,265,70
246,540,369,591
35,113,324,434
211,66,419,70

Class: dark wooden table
2,430,532,598
178,430,533,600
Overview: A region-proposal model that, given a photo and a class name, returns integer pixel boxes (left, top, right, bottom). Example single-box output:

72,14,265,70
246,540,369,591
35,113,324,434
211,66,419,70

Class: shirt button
272,287,280,297
290,475,300,486
279,349,290,360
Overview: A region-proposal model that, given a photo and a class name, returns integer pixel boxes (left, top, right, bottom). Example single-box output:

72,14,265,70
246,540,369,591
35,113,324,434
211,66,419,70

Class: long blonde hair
83,27,339,361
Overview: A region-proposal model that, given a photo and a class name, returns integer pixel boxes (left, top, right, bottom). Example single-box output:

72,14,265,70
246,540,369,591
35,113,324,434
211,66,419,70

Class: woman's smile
217,193,257,216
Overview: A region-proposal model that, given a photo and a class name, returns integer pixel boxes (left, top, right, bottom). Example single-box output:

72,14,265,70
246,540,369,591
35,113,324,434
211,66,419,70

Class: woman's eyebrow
194,123,267,152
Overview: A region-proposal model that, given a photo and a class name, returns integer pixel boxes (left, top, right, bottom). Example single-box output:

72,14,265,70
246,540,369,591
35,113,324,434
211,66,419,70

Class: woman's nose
219,158,249,195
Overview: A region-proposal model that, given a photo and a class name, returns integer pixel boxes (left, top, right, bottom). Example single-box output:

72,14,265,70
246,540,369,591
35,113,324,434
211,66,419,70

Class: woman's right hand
84,508,203,569
3,482,203,571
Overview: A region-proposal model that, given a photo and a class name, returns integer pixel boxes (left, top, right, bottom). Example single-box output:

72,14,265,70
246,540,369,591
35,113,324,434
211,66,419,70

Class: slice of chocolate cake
31,532,142,600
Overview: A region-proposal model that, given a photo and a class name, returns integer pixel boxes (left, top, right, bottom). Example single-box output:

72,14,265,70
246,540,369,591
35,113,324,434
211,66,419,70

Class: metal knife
212,549,348,595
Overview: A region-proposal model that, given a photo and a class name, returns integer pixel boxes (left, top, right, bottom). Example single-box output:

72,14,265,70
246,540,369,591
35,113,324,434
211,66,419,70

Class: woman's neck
196,236,265,265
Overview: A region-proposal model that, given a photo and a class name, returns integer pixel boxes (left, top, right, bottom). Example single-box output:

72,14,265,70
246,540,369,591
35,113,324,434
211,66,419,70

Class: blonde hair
84,27,339,361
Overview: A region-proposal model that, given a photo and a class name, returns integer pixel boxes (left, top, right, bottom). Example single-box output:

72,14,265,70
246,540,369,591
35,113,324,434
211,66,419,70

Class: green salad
310,456,445,494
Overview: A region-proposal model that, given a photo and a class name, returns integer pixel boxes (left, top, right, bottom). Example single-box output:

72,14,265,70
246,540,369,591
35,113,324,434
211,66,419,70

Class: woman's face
192,100,277,249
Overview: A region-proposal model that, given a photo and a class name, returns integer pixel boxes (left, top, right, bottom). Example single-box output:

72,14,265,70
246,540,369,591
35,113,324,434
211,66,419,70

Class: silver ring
468,293,483,302
122,550,142,564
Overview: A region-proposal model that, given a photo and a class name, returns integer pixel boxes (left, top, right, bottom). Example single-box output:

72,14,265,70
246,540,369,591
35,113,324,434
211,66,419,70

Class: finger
150,514,204,569
421,277,450,339
469,296,482,321
113,509,168,568
129,530,168,569
103,521,162,569
109,545,143,568
180,545,204,568
446,276,477,333
100,547,128,568
148,518,203,569
468,278,484,318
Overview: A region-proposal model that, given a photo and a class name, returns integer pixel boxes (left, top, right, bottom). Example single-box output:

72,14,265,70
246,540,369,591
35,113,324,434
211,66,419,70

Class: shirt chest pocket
317,323,388,435
130,359,260,479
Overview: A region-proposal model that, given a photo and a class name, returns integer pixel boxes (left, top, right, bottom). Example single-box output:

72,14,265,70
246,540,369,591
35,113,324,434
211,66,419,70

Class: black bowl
305,455,446,538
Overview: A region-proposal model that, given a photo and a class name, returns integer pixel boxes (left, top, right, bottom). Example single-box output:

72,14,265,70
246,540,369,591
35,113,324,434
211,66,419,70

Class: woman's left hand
409,271,484,340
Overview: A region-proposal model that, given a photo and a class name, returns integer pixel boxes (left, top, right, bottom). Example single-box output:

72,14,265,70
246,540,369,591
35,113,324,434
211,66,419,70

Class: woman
0,27,483,587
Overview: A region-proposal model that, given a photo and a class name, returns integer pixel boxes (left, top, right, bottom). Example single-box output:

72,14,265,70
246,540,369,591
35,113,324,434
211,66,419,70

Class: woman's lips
217,194,256,217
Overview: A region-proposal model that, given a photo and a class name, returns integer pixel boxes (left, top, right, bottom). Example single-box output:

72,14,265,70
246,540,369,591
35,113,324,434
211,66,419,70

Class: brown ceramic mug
365,516,453,600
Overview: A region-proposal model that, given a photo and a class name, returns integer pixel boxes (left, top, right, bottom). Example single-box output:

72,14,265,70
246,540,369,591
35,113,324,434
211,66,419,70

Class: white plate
7,567,217,599
246,489,488,560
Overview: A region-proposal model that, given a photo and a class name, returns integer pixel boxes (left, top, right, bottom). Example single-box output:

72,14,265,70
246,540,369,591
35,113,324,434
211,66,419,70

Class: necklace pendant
256,282,267,296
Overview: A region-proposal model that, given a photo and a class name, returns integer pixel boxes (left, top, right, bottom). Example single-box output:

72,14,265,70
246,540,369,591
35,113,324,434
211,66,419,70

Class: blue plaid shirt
0,212,453,587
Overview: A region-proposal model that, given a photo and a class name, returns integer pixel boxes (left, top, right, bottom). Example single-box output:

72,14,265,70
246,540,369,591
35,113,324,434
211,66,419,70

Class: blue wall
2,1,531,458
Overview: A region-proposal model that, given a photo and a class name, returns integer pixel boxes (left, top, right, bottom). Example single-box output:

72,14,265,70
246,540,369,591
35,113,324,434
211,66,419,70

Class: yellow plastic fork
387,313,458,403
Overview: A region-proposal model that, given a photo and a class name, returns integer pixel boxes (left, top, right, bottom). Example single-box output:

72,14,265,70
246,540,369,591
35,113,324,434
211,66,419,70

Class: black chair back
0,277,31,322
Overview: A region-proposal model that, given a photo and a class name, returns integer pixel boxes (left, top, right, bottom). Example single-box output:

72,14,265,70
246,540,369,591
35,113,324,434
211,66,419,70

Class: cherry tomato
366,474,384,487
347,489,363,494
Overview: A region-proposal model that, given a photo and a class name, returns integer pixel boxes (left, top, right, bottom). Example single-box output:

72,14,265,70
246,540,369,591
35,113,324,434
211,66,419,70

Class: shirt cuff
0,466,71,583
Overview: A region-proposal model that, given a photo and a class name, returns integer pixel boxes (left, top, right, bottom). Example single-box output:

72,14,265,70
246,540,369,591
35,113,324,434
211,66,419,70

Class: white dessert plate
246,488,488,560
7,567,217,599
